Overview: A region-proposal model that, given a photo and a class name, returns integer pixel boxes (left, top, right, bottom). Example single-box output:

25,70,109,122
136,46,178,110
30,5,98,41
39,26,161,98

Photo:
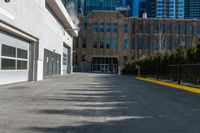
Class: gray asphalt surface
0,73,200,133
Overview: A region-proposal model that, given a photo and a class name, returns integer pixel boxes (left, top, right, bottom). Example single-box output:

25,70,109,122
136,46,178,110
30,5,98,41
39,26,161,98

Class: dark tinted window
1,58,16,70
2,44,16,57
17,48,28,59
17,60,27,70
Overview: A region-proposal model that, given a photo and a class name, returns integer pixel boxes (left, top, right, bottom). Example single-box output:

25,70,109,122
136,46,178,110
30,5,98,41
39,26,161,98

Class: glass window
144,21,150,33
113,23,118,32
197,24,200,34
139,23,143,33
175,24,180,34
100,23,104,32
106,39,111,49
17,48,28,59
17,60,27,70
82,22,87,32
124,56,128,61
124,39,128,49
1,58,16,70
180,23,186,34
154,23,158,34
93,38,98,48
112,38,117,49
166,24,171,34
2,44,16,57
131,24,135,34
93,22,98,32
124,24,128,33
107,23,111,32
160,24,165,33
175,37,179,48
138,36,143,49
153,39,158,49
100,39,104,48
82,39,87,48
131,39,135,49
188,24,193,34
144,39,149,49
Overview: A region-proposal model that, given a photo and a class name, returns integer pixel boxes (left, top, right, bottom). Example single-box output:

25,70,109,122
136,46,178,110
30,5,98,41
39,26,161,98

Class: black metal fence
122,64,200,85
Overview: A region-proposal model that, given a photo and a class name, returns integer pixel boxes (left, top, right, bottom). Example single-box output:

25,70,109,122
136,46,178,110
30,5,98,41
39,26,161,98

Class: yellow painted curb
136,77,200,95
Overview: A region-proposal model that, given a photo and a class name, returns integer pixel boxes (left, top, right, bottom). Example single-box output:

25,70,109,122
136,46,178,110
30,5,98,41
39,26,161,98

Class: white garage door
0,31,29,85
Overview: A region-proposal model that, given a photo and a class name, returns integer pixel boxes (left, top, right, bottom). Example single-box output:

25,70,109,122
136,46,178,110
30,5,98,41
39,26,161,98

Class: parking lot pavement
0,73,200,133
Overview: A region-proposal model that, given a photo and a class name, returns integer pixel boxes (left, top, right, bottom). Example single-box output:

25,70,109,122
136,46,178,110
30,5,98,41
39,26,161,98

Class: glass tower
146,0,184,19
185,0,200,19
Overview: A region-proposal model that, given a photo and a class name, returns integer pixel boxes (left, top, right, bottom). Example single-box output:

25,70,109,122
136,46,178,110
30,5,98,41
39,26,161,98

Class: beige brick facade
73,11,200,73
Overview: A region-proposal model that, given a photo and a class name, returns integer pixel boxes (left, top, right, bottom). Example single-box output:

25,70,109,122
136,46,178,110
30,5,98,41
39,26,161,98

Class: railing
122,64,200,85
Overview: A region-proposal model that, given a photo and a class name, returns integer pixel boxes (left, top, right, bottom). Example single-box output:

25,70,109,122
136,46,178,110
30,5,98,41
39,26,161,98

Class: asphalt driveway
0,73,200,133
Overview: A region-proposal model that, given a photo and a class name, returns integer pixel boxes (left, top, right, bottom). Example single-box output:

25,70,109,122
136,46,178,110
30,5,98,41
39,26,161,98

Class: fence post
178,64,181,84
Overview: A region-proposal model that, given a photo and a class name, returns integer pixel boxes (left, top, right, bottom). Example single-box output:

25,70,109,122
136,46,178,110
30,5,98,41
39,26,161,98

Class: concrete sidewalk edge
136,77,200,95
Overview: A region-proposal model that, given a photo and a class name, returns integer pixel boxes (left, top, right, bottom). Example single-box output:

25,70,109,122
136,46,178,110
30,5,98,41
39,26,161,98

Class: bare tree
154,25,168,53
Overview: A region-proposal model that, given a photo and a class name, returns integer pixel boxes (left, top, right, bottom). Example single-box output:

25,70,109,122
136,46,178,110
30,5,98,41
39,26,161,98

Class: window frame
0,44,29,71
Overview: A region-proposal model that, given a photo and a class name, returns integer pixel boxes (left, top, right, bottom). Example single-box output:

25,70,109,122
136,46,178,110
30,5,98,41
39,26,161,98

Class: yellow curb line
136,77,200,95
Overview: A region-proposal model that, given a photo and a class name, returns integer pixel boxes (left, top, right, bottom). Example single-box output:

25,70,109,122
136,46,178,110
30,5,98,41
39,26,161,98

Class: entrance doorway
92,57,118,74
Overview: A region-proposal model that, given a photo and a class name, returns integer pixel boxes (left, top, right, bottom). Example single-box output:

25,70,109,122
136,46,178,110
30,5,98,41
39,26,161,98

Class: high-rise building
85,0,119,16
126,0,139,17
139,0,147,17
185,0,200,19
146,0,184,19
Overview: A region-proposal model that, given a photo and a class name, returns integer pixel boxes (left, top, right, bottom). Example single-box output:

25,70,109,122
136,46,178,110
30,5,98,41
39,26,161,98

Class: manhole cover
7,86,27,90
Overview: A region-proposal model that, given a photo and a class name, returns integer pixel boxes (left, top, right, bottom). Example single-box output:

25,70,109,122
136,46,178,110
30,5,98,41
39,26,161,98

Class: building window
153,39,158,49
112,38,117,49
82,22,87,32
100,23,104,32
144,21,150,33
1,58,16,70
17,48,28,59
131,24,135,34
124,56,128,61
107,23,111,32
93,22,98,32
197,24,200,34
180,23,186,34
2,44,16,57
82,39,87,48
160,24,165,33
154,23,158,34
93,38,98,48
138,23,143,33
166,36,171,50
175,37,179,48
188,24,193,34
124,24,128,33
17,60,27,70
166,24,171,34
131,39,135,49
113,23,118,32
100,39,104,48
175,24,180,34
138,36,143,49
1,44,28,70
106,39,111,49
124,39,128,49
144,38,149,49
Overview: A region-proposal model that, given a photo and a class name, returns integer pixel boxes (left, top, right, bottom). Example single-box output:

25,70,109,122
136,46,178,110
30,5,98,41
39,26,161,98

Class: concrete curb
136,77,200,95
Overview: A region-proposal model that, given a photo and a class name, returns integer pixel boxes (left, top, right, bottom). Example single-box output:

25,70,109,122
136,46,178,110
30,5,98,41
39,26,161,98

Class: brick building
73,11,200,73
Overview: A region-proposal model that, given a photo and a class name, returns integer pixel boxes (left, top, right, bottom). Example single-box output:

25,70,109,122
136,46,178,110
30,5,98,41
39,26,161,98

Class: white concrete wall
0,0,74,81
